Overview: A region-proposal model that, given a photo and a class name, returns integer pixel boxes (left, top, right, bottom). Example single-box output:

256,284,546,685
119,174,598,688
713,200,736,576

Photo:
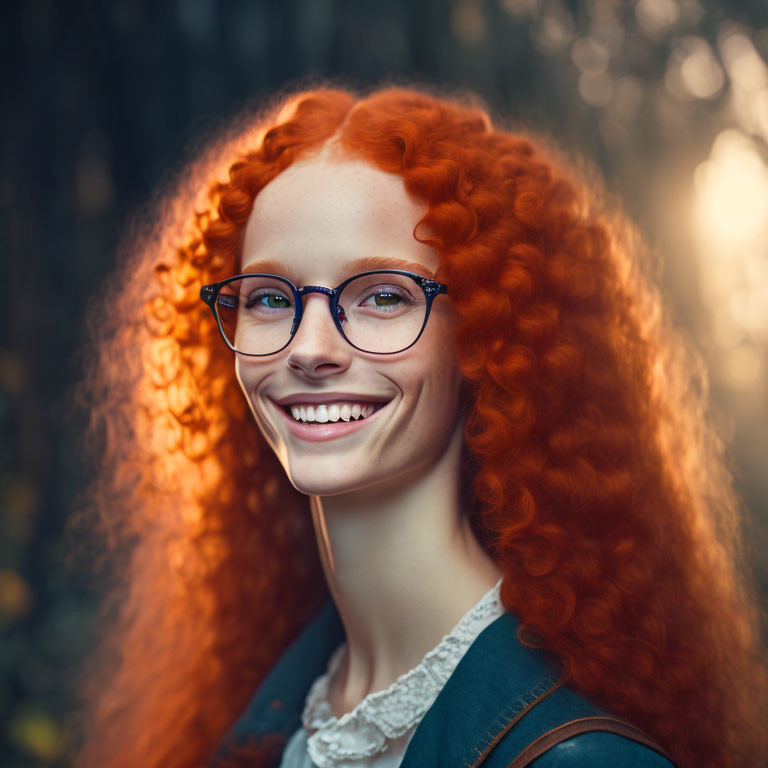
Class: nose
285,294,352,379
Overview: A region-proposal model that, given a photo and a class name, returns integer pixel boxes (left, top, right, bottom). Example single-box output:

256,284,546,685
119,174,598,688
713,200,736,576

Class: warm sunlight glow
665,37,725,100
718,29,768,144
692,128,768,389
694,130,768,246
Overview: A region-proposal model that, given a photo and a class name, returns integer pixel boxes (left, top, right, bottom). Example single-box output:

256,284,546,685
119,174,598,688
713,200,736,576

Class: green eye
374,292,400,306
264,294,290,309
246,292,291,309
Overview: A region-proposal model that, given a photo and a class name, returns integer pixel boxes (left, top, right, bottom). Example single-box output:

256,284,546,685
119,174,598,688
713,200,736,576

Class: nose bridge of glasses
292,285,343,342
297,285,336,299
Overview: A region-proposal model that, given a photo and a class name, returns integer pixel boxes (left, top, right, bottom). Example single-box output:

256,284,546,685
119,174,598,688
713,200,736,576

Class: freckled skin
235,149,501,712
235,150,465,498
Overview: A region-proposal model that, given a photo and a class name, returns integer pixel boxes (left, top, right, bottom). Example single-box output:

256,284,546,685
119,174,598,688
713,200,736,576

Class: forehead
241,152,440,282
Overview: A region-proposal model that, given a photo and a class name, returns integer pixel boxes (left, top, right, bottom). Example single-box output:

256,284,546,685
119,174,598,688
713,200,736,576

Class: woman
71,86,768,768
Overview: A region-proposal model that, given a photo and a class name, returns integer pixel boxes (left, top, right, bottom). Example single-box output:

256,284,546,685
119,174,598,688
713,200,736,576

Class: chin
283,468,375,497
281,455,429,499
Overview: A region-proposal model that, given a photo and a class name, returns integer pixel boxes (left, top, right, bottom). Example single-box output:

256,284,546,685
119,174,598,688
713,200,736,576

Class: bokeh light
692,128,768,390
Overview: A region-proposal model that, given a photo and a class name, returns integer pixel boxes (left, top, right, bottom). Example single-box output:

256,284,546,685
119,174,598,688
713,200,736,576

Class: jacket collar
213,598,346,760
212,597,562,767
399,608,561,767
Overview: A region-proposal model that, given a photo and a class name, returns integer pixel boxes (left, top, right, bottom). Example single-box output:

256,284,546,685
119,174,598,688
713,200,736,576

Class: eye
358,285,412,311
246,291,292,310
366,291,400,307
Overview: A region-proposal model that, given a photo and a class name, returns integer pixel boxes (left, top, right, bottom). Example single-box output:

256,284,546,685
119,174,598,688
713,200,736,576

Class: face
235,149,465,497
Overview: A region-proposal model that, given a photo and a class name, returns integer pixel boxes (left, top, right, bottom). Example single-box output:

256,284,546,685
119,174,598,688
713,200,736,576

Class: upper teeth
289,402,378,423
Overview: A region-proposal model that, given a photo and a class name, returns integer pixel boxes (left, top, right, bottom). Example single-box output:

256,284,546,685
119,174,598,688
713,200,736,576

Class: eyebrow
241,259,301,281
240,256,437,282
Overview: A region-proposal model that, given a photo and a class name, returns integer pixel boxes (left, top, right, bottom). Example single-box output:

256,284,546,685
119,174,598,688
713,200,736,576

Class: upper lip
271,392,393,406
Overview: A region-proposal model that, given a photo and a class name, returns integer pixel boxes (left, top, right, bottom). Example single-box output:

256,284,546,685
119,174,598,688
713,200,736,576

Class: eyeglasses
200,269,449,356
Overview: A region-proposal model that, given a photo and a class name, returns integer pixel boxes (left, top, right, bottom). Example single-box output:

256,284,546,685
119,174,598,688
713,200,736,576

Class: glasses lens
337,273,427,353
216,276,295,355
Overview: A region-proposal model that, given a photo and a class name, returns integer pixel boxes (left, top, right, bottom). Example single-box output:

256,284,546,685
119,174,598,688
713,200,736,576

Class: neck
309,424,502,718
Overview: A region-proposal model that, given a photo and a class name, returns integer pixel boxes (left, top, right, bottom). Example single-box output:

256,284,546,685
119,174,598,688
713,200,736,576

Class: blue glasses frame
200,269,449,356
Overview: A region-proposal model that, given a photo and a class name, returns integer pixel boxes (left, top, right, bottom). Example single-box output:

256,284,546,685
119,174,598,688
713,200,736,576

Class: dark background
2,1,768,765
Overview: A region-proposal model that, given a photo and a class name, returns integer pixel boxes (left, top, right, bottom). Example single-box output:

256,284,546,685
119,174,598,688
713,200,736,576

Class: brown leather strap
505,716,675,768
468,680,565,768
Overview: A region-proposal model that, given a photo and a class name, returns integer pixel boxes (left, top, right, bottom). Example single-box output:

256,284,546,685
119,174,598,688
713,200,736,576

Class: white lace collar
301,578,506,767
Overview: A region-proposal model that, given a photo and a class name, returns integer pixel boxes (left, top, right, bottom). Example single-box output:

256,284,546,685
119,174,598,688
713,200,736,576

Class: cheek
235,355,274,396
419,317,464,405
234,359,279,447
403,346,464,440
234,357,255,400
432,366,464,428
399,363,464,474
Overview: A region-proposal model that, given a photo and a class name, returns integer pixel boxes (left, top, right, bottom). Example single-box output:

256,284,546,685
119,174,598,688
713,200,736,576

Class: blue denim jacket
212,599,676,767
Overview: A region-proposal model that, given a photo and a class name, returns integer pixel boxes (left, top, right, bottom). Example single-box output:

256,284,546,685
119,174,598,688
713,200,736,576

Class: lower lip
273,402,388,442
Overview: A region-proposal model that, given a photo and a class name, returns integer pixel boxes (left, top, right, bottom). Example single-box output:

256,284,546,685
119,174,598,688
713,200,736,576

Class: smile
270,397,391,443
286,402,381,424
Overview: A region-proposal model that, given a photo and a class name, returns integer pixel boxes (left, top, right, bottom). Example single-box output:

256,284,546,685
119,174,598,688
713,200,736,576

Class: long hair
69,85,768,768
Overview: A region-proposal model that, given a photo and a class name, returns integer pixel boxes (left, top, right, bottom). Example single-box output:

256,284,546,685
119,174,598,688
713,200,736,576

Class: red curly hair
69,85,768,768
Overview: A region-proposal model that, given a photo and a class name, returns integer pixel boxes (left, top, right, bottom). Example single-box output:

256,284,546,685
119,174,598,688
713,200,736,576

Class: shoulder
530,731,676,768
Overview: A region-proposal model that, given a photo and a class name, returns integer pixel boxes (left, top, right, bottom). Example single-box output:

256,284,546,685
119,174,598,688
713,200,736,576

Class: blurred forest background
2,0,768,765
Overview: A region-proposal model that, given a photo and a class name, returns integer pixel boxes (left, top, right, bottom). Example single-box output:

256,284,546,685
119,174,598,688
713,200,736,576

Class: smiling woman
71,86,768,768
228,151,465,499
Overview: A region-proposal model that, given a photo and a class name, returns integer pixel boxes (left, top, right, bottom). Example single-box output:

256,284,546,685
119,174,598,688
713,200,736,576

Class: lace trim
302,577,505,767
